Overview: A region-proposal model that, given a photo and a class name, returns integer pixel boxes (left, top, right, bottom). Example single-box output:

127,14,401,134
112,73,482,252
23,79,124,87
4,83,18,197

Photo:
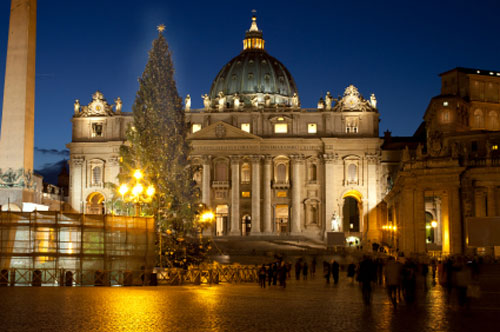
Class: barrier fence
0,265,258,287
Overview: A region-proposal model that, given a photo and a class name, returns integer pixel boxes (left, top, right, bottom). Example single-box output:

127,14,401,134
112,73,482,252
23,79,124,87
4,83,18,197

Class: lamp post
118,169,155,217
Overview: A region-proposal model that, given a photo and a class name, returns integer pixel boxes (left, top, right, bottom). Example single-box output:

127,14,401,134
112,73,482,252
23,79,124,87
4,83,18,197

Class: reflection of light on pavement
193,287,222,332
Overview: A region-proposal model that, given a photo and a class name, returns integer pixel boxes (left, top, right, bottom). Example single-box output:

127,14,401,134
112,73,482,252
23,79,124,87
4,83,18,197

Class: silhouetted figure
402,259,417,304
311,257,317,278
302,261,309,280
278,262,287,288
259,264,267,288
323,261,331,284
272,263,278,286
358,256,376,305
295,259,302,281
331,260,340,284
347,263,356,284
421,261,429,290
385,256,402,307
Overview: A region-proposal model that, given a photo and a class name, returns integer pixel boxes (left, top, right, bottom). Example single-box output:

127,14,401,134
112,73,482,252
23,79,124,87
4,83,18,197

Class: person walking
402,259,417,304
259,264,267,288
331,259,340,285
347,262,356,284
302,261,309,280
385,256,402,307
323,261,331,284
358,255,376,305
278,261,287,288
295,259,302,281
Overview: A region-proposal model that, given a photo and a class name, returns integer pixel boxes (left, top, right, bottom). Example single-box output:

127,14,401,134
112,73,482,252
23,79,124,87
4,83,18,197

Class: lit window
241,191,251,198
274,123,288,133
241,123,251,133
307,123,317,134
492,145,499,151
443,101,448,106
192,124,201,133
241,163,251,184
277,191,287,198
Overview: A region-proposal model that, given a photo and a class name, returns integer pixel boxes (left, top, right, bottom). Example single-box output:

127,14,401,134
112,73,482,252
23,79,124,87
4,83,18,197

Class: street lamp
118,169,155,216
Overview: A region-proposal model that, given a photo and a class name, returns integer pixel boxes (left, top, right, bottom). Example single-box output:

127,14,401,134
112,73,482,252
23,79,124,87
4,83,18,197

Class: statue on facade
325,91,333,110
292,93,299,108
264,94,271,107
74,99,80,114
185,94,191,111
202,94,211,110
114,97,122,113
217,91,226,111
251,95,259,108
402,145,410,161
331,212,340,232
317,97,325,109
233,93,241,110
370,93,377,109
416,143,423,159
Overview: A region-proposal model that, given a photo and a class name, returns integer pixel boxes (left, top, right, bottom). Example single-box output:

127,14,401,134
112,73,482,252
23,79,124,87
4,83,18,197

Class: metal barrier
0,265,258,286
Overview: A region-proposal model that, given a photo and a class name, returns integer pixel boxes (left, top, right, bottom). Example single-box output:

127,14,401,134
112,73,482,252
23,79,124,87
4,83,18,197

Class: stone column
251,155,261,234
69,157,84,213
262,156,273,234
487,186,496,217
448,186,463,254
323,154,336,231
414,189,426,253
202,156,211,207
229,156,240,235
291,155,304,234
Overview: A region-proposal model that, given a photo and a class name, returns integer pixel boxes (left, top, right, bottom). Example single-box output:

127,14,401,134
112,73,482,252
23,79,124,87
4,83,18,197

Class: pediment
189,121,261,140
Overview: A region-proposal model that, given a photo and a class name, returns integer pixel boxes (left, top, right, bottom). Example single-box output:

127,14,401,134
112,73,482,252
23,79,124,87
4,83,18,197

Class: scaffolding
0,211,155,278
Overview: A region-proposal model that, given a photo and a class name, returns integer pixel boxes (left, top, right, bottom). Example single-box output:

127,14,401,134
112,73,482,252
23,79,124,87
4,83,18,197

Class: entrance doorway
241,214,251,236
86,192,105,214
215,205,228,236
275,205,289,234
343,196,360,232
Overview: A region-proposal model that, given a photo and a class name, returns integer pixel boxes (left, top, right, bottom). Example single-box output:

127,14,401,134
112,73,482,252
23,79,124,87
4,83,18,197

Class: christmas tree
119,25,208,267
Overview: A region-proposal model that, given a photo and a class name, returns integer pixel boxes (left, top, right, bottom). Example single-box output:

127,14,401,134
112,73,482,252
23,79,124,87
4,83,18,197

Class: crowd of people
258,253,483,308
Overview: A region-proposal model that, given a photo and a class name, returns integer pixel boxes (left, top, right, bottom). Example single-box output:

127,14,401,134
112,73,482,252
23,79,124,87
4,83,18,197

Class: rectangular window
307,123,317,134
274,123,288,134
276,191,287,198
192,124,201,133
241,123,251,133
241,191,251,198
91,123,103,138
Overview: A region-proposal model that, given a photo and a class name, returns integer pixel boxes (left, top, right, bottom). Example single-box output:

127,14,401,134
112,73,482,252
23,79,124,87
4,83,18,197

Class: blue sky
1,0,500,170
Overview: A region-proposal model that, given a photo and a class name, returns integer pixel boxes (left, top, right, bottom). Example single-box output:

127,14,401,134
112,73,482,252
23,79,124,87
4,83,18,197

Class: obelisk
0,0,37,208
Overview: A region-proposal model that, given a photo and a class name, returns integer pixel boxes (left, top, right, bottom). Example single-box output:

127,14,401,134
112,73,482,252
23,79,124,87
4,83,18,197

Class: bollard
0,269,8,286
94,270,104,286
149,273,158,286
32,270,42,287
10,270,15,286
123,271,133,286
65,271,73,286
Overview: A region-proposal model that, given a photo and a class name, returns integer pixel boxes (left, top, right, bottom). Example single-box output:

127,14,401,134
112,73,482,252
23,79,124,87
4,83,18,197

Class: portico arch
86,192,105,214
342,190,362,233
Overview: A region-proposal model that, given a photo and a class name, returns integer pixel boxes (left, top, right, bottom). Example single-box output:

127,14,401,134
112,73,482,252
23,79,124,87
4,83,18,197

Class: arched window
487,111,499,130
474,109,484,128
92,166,102,186
277,164,287,183
441,109,450,123
215,162,228,181
308,164,317,181
241,163,251,184
347,164,357,183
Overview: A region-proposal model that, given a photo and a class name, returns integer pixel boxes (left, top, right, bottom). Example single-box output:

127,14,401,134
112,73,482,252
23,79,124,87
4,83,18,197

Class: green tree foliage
119,29,208,267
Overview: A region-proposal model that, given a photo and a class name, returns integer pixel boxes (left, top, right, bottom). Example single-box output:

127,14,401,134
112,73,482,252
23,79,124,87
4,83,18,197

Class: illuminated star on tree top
157,24,166,33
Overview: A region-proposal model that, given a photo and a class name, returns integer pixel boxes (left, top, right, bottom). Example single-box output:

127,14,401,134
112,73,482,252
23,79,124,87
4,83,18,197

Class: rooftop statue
325,92,333,110
317,97,325,109
218,91,226,111
370,93,377,109
74,99,80,114
292,93,299,108
114,97,122,113
233,93,241,110
185,94,191,111
202,94,211,110
251,96,259,108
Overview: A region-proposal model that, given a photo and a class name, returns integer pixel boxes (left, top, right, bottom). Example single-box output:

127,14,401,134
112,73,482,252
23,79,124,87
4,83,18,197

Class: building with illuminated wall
67,16,389,245
384,68,500,256
66,16,500,255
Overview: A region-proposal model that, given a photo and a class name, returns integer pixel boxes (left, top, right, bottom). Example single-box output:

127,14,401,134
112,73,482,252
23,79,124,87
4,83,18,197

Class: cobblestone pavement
0,275,499,332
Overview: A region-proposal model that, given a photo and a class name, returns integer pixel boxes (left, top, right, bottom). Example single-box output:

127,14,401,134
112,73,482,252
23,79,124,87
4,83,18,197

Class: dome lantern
243,15,265,51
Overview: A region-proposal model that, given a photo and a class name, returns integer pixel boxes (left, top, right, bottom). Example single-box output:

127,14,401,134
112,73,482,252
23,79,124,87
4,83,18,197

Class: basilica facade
67,16,389,244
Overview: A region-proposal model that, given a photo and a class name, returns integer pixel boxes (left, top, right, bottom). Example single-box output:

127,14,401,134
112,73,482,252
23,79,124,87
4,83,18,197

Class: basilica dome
208,16,299,109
